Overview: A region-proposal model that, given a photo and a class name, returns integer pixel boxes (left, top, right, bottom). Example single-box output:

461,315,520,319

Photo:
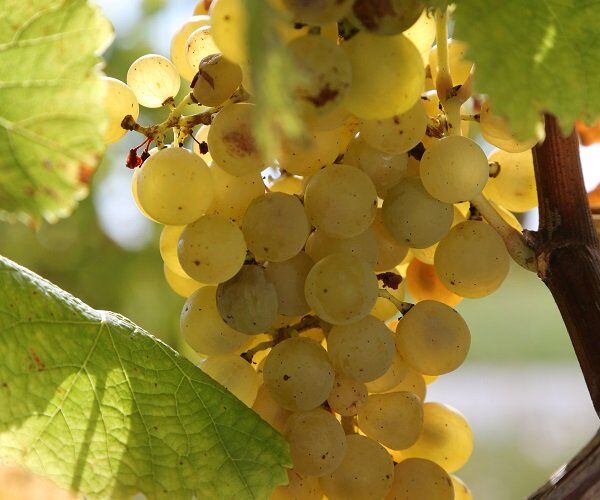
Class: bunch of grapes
103,0,541,498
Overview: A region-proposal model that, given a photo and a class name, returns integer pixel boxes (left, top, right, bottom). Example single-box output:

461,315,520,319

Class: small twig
434,8,452,104
378,289,413,315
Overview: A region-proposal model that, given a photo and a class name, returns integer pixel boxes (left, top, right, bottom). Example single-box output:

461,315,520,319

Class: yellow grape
170,15,211,80
193,0,212,15
485,149,537,212
278,127,342,176
390,366,427,402
272,469,324,500
210,0,248,65
102,77,139,144
280,0,352,25
429,39,473,86
265,252,314,316
192,125,212,162
365,352,410,394
451,475,473,500
252,384,291,434
336,114,362,154
131,167,155,221
201,354,259,406
126,54,180,108
480,101,540,153
159,225,187,277
372,209,409,272
278,20,339,45
305,228,379,269
192,53,243,107
406,259,463,307
186,26,219,75
269,174,304,196
404,9,436,64
327,375,368,416
386,458,454,500
349,0,423,35
163,264,203,298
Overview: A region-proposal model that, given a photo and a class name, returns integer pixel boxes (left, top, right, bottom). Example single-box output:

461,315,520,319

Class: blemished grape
429,39,473,86
286,409,347,477
271,469,323,500
420,136,489,204
451,475,473,500
365,352,409,394
163,264,203,298
263,337,335,411
406,259,463,307
180,286,248,356
403,9,436,64
210,0,248,65
372,209,409,272
386,458,454,500
102,77,139,144
304,252,379,325
382,177,454,249
349,0,423,35
186,26,219,74
160,225,187,277
344,137,408,197
208,103,266,176
304,164,378,239
360,100,429,155
480,101,540,153
216,265,279,334
136,147,214,225
265,252,314,316
434,220,510,298
252,384,291,433
484,149,537,212
319,434,394,500
327,375,368,416
395,300,470,375
358,392,423,450
192,53,243,107
305,228,379,269
126,54,180,108
280,0,352,25
201,354,259,406
170,15,211,80
327,315,396,382
343,33,424,120
278,127,342,176
242,192,311,262
178,214,247,284
399,402,474,473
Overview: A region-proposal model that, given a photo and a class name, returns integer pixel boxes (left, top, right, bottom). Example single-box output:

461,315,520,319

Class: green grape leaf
0,0,113,225
0,255,290,499
454,0,600,137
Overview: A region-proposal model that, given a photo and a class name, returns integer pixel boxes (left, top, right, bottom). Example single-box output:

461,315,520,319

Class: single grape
252,384,291,434
126,54,180,108
186,26,220,75
192,124,212,161
170,15,211,80
271,469,323,500
280,0,352,25
265,252,314,316
192,53,243,107
131,167,156,221
451,475,473,500
210,0,248,65
278,127,342,176
403,9,436,64
390,366,426,401
163,264,203,298
269,174,304,195
386,458,454,500
102,77,139,144
263,337,334,411
193,0,212,15
372,209,409,271
201,354,259,406
365,352,410,394
406,259,463,307
349,0,423,35
305,228,379,269
136,147,213,225
304,252,378,325
480,101,540,153
327,375,368,416
429,39,473,86
160,225,187,277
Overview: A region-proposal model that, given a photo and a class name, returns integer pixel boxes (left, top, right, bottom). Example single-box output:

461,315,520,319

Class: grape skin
327,375,368,416
349,0,424,35
252,384,291,434
186,26,220,77
192,53,243,107
210,0,248,65
305,228,379,269
102,77,139,144
163,264,202,298
429,39,473,87
480,101,540,153
126,54,180,108
170,15,211,80
265,252,314,316
386,458,454,500
201,354,259,406
159,225,187,277
452,475,473,500
271,469,323,500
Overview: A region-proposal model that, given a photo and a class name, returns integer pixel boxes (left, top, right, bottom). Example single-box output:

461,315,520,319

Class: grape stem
434,9,452,102
341,416,357,435
377,289,413,315
461,113,481,122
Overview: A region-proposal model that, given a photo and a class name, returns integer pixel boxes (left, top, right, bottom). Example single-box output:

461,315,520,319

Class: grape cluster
103,0,541,498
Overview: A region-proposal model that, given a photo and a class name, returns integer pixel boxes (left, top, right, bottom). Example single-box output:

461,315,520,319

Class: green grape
208,103,266,176
163,264,203,298
216,265,279,334
420,136,489,204
484,149,537,212
382,177,453,249
304,164,377,238
180,286,249,356
370,281,405,322
395,300,470,375
403,9,436,64
349,0,423,35
451,475,473,500
286,409,347,477
269,174,304,195
399,402,474,473
280,0,352,25
192,53,242,107
479,101,540,153
372,209,409,271
429,39,473,86
360,100,429,155
327,315,395,382
357,392,423,450
288,34,351,119
390,366,426,401
278,127,342,176
434,220,510,298
160,225,187,277
186,26,220,75
136,147,214,225
305,228,379,269
327,375,368,416
201,354,259,406
343,33,424,119
265,252,314,316
252,384,291,434
319,434,394,500
102,77,139,144
126,54,180,108
365,352,410,394
272,469,324,500
263,337,334,411
242,192,311,262
209,163,265,224
304,252,378,325
344,137,408,197
178,214,247,284
210,0,248,65
386,458,454,500
170,15,211,80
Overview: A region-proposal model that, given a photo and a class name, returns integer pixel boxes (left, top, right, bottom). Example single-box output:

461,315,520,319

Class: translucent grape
391,366,426,401
403,9,436,64
387,458,454,500
319,434,394,500
399,402,474,472
434,220,510,298
216,265,279,334
278,128,342,176
192,125,212,162
304,164,377,238
372,209,409,271
102,77,139,144
280,0,352,25
160,225,187,277
269,174,304,195
327,375,368,416
265,252,314,316
480,101,540,153
170,15,211,80
357,391,423,450
131,167,155,221
163,264,203,298
349,0,423,35
252,384,291,433
382,177,453,249
180,286,249,356
193,0,212,15
343,33,424,119
136,147,213,225
201,354,259,406
192,53,242,107
365,352,410,394
360,100,429,155
304,252,378,325
263,337,334,411
451,475,473,500
186,26,220,75
210,0,248,65
286,409,347,477
327,315,395,382
395,300,470,375
336,114,362,154
242,192,310,262
208,103,266,176
126,54,180,108
420,136,489,204
178,214,247,284
305,228,379,269
406,259,463,307
272,469,323,500
429,39,473,86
